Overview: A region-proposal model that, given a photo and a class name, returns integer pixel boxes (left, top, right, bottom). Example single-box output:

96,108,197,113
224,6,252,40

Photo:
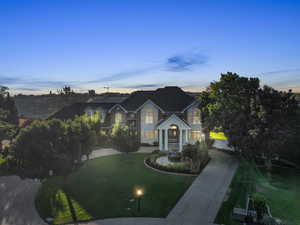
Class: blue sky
0,0,300,94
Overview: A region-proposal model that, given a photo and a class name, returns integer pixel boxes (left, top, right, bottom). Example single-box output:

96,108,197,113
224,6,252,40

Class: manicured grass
0,157,13,176
215,161,300,225
36,153,195,224
257,167,300,225
214,162,249,225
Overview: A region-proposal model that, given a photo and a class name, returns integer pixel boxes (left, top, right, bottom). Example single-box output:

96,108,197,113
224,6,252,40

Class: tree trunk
265,158,272,172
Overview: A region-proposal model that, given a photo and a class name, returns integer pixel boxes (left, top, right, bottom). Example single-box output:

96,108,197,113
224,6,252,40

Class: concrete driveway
166,149,238,225
0,176,47,225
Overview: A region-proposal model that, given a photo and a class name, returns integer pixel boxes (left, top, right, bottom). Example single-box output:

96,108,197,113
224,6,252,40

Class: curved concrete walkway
0,148,238,225
0,176,47,225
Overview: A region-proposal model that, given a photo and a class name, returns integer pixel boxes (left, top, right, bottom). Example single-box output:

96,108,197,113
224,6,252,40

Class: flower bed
145,153,210,175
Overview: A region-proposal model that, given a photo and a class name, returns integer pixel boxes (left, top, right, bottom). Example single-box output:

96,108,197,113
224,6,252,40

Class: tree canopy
0,86,18,152
9,115,97,180
199,72,298,169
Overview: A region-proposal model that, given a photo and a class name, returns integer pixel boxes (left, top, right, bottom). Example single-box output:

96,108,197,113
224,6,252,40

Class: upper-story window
115,112,123,124
145,109,154,124
192,108,201,124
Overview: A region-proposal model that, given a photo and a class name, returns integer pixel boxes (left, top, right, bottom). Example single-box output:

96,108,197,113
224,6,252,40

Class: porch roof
156,114,191,130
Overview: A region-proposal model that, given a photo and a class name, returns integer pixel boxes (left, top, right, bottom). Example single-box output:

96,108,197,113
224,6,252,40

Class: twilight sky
0,0,300,94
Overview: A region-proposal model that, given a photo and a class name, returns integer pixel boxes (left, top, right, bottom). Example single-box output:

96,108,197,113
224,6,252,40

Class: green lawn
214,162,249,225
0,157,13,176
257,167,300,225
215,161,300,225
36,153,195,224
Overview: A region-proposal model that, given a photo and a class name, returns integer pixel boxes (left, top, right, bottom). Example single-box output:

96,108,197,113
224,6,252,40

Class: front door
168,125,179,143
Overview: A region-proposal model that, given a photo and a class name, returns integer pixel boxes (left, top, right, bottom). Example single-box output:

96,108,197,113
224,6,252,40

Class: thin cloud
0,75,23,85
122,83,163,89
0,74,74,89
268,77,300,86
166,53,208,72
13,87,41,91
0,51,209,90
87,66,160,83
262,68,300,75
88,52,208,83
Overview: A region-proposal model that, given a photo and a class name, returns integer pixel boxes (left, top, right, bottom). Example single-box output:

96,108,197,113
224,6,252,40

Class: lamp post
135,188,144,212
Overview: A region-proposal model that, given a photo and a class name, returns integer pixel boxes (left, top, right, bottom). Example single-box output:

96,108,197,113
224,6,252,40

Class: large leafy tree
248,86,298,169
199,72,260,154
199,73,297,169
9,118,97,222
0,86,18,152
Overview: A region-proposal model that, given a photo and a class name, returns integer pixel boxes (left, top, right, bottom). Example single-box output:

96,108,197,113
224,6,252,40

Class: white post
164,129,168,151
159,129,163,151
185,129,188,144
179,129,183,152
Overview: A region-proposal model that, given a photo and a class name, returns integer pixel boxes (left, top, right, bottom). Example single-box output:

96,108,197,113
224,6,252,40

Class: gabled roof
156,114,191,130
120,91,154,112
134,99,165,113
121,86,195,112
49,102,116,120
50,86,199,120
108,104,128,113
150,86,195,112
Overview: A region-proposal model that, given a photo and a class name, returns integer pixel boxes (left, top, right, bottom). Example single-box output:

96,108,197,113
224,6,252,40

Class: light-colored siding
187,105,203,143
140,102,159,144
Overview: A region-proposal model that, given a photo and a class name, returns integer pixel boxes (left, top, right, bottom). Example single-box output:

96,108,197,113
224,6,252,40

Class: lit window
145,109,154,124
115,112,123,124
192,109,201,124
143,130,155,139
191,131,201,141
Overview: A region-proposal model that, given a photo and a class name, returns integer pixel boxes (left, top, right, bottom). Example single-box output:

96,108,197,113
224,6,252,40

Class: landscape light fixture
134,187,144,212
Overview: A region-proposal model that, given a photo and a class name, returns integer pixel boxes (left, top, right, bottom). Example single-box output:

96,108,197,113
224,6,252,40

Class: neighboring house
50,86,204,152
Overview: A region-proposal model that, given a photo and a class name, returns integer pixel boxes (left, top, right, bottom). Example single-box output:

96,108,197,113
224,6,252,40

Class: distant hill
14,93,129,120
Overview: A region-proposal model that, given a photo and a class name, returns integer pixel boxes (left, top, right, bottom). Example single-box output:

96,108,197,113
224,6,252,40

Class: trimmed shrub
252,192,267,220
111,124,140,153
96,130,112,148
182,141,209,173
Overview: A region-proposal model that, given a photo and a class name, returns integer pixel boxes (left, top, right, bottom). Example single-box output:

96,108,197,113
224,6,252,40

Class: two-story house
51,86,204,152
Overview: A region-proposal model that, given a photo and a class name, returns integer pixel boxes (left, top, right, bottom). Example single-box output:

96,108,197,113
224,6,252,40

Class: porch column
179,129,183,152
185,129,188,144
164,129,168,151
159,129,163,151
